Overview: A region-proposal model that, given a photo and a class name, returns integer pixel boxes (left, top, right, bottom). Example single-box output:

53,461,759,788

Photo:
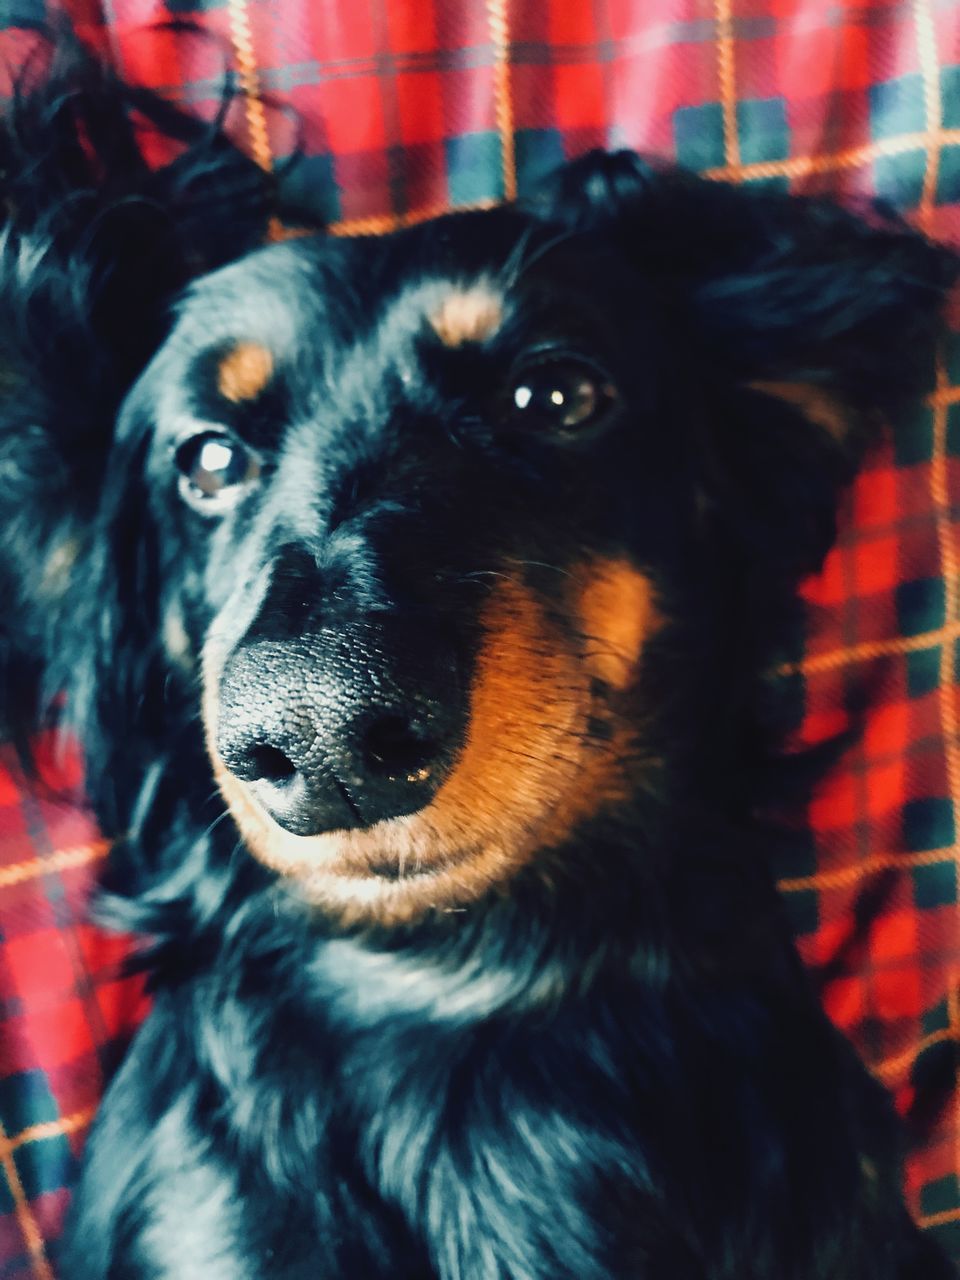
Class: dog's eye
175,431,261,514
506,359,617,436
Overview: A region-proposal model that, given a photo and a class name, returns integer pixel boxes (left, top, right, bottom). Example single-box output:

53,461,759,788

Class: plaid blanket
0,1,958,1275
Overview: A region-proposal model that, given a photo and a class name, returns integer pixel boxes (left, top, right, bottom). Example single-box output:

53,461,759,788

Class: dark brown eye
506,359,617,435
174,430,261,515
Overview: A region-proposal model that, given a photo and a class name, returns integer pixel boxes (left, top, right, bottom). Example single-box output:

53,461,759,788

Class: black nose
215,620,466,836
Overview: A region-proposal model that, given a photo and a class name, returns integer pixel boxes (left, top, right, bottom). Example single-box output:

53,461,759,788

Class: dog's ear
530,150,959,572
0,35,283,738
0,35,276,455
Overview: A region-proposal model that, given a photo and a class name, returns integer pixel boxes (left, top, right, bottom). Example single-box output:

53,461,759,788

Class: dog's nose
215,621,466,836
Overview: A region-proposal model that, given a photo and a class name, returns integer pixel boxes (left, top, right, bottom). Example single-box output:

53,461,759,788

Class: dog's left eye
174,430,261,514
505,358,618,436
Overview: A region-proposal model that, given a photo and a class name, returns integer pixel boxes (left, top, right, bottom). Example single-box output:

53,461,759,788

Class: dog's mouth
202,559,660,924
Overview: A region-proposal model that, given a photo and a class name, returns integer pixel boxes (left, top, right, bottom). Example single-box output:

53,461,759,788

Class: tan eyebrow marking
428,286,503,348
749,380,849,442
217,342,275,403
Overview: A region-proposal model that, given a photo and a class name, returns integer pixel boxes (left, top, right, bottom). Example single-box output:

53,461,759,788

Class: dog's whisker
504,226,584,288
500,223,540,289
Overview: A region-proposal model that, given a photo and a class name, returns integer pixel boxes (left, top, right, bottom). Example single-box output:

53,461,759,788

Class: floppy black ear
0,34,280,735
0,34,277,454
530,150,959,571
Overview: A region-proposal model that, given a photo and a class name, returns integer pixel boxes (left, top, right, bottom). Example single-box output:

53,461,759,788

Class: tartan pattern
48,0,960,241
0,740,147,1279
766,381,960,1260
0,0,957,1273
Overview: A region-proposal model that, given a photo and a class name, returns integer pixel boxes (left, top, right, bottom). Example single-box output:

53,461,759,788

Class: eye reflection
506,359,617,435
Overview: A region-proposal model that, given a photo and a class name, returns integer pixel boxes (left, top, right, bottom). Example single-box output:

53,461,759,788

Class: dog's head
71,152,947,926
0,123,945,926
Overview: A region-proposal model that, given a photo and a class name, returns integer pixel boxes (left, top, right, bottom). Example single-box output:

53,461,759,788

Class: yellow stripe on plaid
778,847,955,894
775,620,960,678
872,1023,959,1082
487,0,517,202
929,357,960,870
7,1109,95,1154
0,840,110,891
705,128,960,185
328,198,500,239
920,1206,960,1228
0,1121,54,1280
714,0,741,172
227,0,274,175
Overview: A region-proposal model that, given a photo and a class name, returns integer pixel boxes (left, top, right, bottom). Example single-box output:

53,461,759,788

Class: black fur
0,40,956,1280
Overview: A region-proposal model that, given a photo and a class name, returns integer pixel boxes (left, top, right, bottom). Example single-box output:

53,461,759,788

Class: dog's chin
207,760,534,925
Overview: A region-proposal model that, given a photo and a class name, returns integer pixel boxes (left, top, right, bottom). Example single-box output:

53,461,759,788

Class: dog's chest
281,941,676,1278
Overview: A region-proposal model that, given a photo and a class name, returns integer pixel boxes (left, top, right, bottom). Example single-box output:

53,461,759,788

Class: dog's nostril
361,714,441,782
217,624,465,833
247,744,298,786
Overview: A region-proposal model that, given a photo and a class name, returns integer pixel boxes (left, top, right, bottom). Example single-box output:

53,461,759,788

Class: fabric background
0,1,957,1275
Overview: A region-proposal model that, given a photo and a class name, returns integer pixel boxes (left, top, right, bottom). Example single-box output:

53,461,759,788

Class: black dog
1,41,957,1280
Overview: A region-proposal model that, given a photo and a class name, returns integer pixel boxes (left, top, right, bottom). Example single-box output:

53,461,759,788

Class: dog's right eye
174,430,261,515
503,356,618,439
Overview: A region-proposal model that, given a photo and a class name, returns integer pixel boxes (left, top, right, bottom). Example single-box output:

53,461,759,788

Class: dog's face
97,154,952,925
126,209,677,923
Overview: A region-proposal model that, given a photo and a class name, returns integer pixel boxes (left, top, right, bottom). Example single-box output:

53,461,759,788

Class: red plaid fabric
768,401,960,1249
0,2,958,1275
0,740,148,1279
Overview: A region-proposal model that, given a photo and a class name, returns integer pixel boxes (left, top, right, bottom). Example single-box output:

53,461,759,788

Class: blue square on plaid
13,1131,76,1201
873,149,926,208
946,327,960,387
737,98,789,165
869,75,926,140
942,66,960,130
935,145,960,205
906,645,941,698
515,129,566,195
445,132,503,206
921,995,952,1036
921,1174,960,1216
743,175,791,193
896,406,935,466
280,153,341,224
0,1070,58,1140
673,103,725,170
903,797,955,853
165,0,227,11
911,859,957,909
896,576,946,635
947,404,960,458
780,888,819,938
0,0,46,25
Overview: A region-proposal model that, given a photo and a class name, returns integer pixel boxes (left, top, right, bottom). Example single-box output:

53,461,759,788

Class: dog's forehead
174,206,574,355
149,207,642,445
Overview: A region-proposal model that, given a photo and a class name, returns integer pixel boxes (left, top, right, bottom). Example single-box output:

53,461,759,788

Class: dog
0,37,956,1280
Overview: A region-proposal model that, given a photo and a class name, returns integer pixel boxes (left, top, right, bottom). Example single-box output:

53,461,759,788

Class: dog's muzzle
215,619,466,836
